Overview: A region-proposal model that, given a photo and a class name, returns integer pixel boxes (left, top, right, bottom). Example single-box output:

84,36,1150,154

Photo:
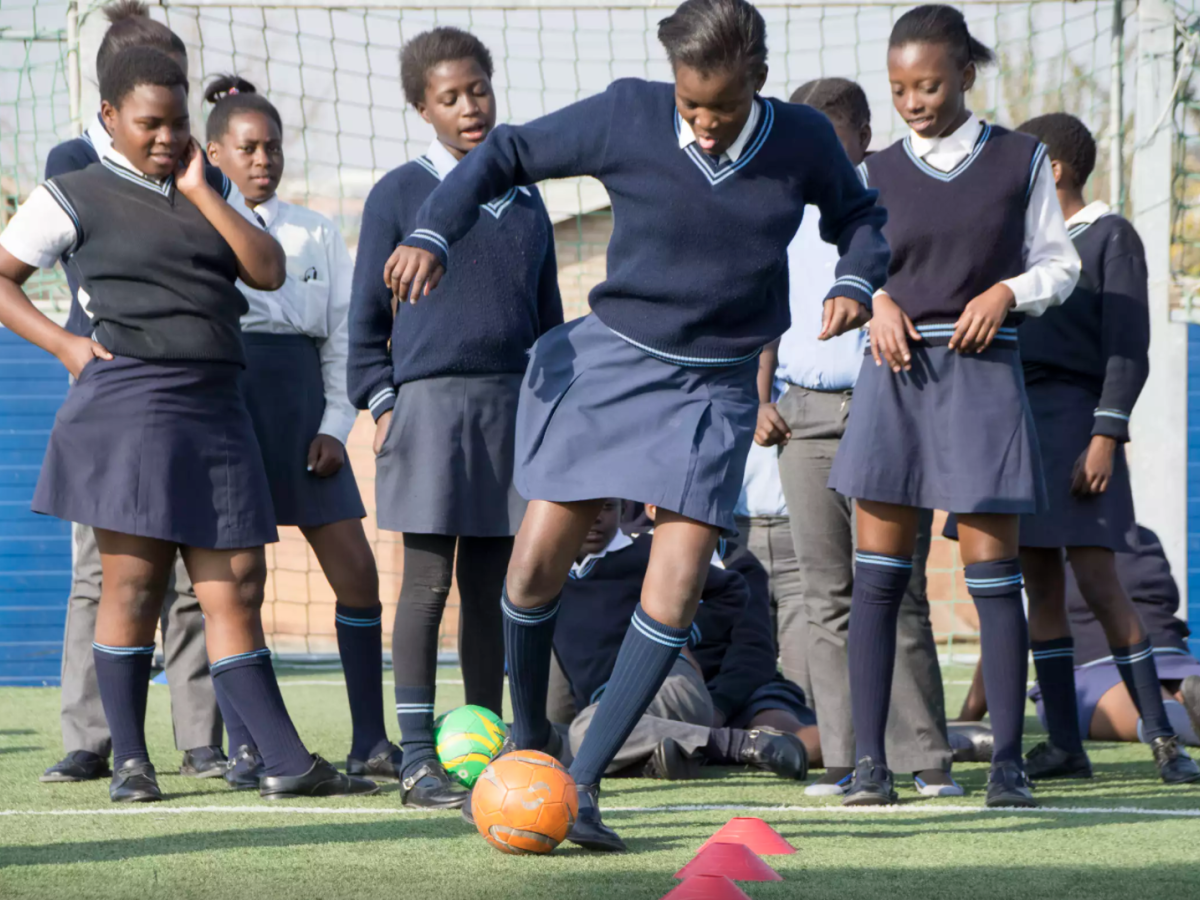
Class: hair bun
203,73,258,105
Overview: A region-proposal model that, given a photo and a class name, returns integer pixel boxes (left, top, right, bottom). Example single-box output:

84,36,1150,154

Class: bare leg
958,658,989,721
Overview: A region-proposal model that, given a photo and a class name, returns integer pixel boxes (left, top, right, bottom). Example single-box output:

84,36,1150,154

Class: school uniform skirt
32,356,277,549
1017,377,1134,551
375,373,526,537
828,342,1047,514
241,333,366,528
513,315,759,534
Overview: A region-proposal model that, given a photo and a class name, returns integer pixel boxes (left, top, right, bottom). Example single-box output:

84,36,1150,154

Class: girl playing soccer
828,5,1080,808
204,76,397,786
382,0,888,848
348,27,563,809
0,47,376,801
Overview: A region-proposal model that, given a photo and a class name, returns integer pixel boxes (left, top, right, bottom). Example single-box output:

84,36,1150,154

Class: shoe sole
111,792,163,803
401,794,467,810
841,792,898,807
225,780,260,792
180,767,227,779
1161,770,1200,786
40,772,109,783
567,835,627,853
262,783,382,800
986,795,1038,808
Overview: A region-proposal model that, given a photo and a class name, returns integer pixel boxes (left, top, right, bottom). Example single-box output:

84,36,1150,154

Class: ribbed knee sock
1113,638,1174,742
92,642,154,769
503,586,560,749
966,559,1029,765
336,603,389,760
210,649,311,778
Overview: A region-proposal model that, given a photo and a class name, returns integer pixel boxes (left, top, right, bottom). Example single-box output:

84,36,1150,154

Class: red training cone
659,875,753,900
674,842,782,882
698,817,796,856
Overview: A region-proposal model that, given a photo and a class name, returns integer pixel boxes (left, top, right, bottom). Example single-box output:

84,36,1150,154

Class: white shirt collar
571,530,634,577
908,113,982,162
248,194,282,228
1067,200,1111,227
677,99,762,164
426,140,461,181
85,113,112,158
101,145,169,185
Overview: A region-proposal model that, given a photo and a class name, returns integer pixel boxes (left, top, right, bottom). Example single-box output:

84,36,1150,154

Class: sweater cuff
825,276,874,312
1092,408,1131,442
402,229,450,269
366,385,397,421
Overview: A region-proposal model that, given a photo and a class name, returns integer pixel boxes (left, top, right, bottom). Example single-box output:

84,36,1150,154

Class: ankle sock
1113,638,1174,742
1031,637,1085,755
394,684,437,780
335,603,389,760
966,559,1029,766
92,642,154,769
502,585,559,749
210,648,311,778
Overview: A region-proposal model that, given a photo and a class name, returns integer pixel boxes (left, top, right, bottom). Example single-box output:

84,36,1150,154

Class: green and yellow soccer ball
434,705,508,787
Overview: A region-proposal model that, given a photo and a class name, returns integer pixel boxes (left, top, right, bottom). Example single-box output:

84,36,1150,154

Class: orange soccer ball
470,750,579,855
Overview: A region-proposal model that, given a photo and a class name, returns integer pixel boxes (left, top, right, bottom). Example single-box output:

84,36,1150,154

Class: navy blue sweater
403,79,889,365
348,155,563,419
45,128,232,338
552,534,763,718
1020,212,1149,442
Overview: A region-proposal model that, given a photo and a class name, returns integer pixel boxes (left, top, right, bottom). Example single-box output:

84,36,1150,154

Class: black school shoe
567,784,626,852
259,755,379,799
347,742,404,782
1151,735,1200,785
842,757,898,806
110,759,163,803
180,745,228,778
401,761,470,809
1025,741,1093,780
741,728,809,780
40,750,111,783
948,722,995,764
644,737,703,780
225,745,265,791
985,760,1037,808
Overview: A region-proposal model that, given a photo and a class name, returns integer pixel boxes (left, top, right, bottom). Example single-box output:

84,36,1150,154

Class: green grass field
3,664,1199,900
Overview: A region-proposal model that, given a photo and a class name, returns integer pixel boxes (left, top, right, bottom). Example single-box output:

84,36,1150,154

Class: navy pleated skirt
241,333,366,528
1017,377,1134,551
375,373,526,536
33,356,277,549
514,315,759,533
828,342,1047,514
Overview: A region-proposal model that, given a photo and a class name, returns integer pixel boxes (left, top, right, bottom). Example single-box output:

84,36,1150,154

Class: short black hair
657,0,768,78
99,45,188,108
204,74,283,142
790,78,870,129
96,1,187,80
1018,113,1096,186
889,4,995,69
399,27,494,107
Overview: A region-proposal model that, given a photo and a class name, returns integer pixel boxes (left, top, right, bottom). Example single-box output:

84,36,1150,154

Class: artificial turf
2,664,1198,900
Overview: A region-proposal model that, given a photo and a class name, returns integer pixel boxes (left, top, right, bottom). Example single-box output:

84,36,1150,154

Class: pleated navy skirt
375,373,525,537
33,356,277,549
1017,377,1134,551
241,333,366,528
514,315,759,533
828,342,1047,514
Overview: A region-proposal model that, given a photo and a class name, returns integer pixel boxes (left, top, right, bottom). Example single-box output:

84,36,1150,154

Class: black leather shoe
40,750,111,783
225,744,265,791
567,783,626,852
400,761,470,809
986,760,1037,808
347,742,403,782
948,722,995,764
1152,735,1200,785
180,745,228,779
843,757,897,806
259,755,379,799
1025,741,1093,780
741,728,808,780
644,737,702,780
110,759,163,803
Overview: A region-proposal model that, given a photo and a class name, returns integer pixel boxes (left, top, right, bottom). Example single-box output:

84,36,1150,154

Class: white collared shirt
82,113,113,159
235,194,359,445
1067,200,1112,229
677,99,762,164
904,113,1079,317
571,529,635,578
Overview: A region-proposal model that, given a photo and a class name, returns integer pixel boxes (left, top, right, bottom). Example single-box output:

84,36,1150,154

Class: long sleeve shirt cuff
317,408,359,447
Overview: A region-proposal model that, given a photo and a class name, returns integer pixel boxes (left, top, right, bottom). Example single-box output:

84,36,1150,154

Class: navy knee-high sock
569,605,691,787
336,603,390,760
1113,638,1174,742
394,685,437,780
1031,637,1084,754
212,677,256,753
210,649,311,778
966,559,1029,766
503,585,560,749
848,552,913,767
92,642,155,769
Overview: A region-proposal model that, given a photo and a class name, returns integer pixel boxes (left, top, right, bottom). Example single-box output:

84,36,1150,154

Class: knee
232,553,267,612
504,547,560,608
335,546,381,605
103,569,167,621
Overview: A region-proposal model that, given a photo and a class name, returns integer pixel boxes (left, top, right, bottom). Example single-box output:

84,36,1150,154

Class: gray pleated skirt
1018,377,1134,551
241,333,366,528
828,342,1048,514
375,373,526,536
514,315,759,533
32,356,278,549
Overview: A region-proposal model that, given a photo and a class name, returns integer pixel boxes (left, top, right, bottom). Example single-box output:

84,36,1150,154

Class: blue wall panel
0,330,70,685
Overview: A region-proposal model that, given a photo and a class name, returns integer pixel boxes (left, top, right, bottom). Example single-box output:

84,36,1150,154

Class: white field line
3,803,1198,818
